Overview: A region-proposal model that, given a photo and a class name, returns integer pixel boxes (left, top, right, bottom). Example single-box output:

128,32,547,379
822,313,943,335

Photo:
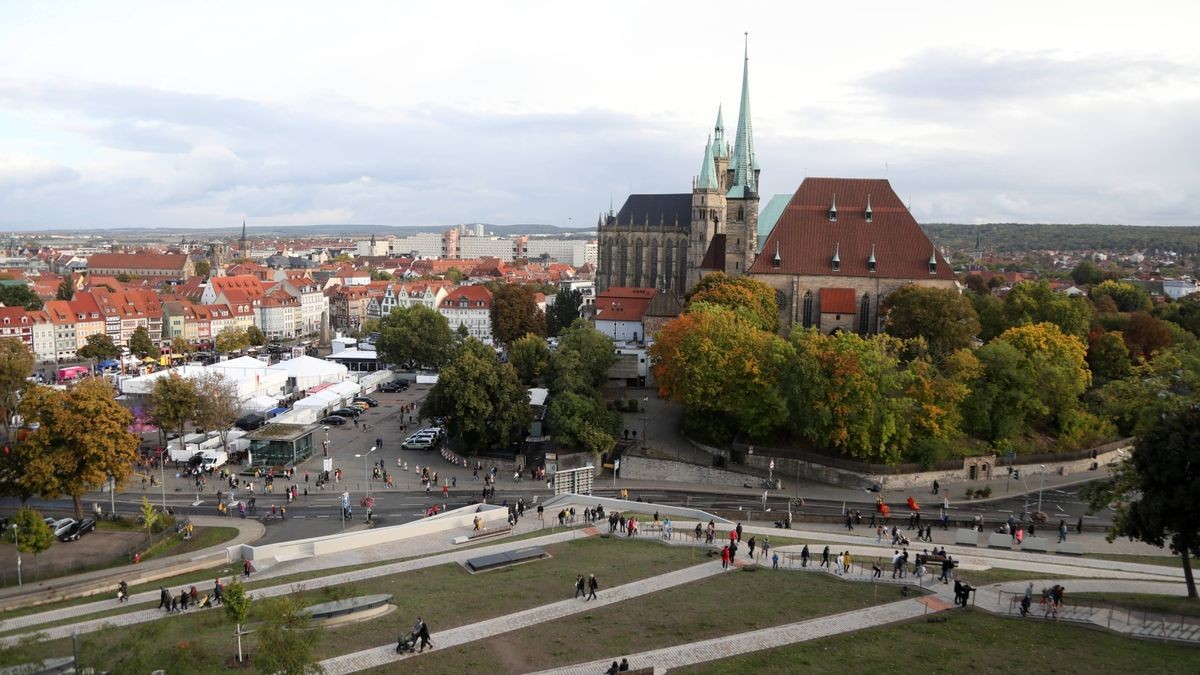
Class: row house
89,288,164,346
327,284,370,331
378,281,453,317
206,303,237,338
363,280,392,319
257,288,302,339
437,285,494,344
272,273,326,336
202,274,265,306
42,300,80,361
0,306,57,362
30,311,55,362
0,306,34,349
66,294,106,353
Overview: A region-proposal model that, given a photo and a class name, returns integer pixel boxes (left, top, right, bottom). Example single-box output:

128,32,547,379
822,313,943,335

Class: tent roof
267,355,347,377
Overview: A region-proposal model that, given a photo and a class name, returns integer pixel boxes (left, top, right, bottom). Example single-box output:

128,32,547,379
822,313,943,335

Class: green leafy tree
16,379,138,518
1081,407,1200,599
139,496,159,542
377,304,455,370
552,319,616,389
360,317,382,335
881,284,980,360
985,280,1093,341
76,333,120,364
490,284,546,346
254,596,324,674
369,269,393,281
421,339,532,454
685,272,780,333
224,576,252,663
0,337,35,434
115,272,133,283
546,288,583,337
1155,294,1200,337
652,305,791,443
128,326,160,359
1070,260,1106,286
444,267,464,283
193,259,211,278
55,275,75,300
6,506,54,562
509,332,549,383
215,326,249,354
193,372,239,450
962,273,990,295
245,325,266,347
994,322,1091,433
0,284,43,310
1087,330,1132,383
547,389,620,454
960,340,1041,443
170,335,193,357
1122,312,1173,361
1091,345,1200,436
149,373,198,452
1091,280,1151,313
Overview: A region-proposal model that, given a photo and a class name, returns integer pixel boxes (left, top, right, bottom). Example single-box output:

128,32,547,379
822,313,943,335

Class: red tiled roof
750,178,953,280
439,285,493,310
595,287,657,322
87,253,189,272
819,287,857,314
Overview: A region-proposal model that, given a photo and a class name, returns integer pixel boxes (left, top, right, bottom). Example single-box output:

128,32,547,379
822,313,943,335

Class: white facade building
437,286,493,344
389,232,446,259
525,239,596,266
458,236,519,261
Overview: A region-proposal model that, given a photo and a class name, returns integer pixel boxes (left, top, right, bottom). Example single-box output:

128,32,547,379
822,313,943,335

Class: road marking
316,515,330,518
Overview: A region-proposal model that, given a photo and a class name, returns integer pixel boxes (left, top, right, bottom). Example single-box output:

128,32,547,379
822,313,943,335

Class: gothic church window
618,238,628,286
802,291,814,328
677,240,687,291
858,294,870,335
633,239,644,287
649,239,659,289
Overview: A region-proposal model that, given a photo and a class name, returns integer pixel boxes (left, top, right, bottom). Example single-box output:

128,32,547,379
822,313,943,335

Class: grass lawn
13,537,704,673
677,607,1200,675
140,526,239,562
1070,592,1200,619
408,565,896,674
953,567,1082,586
1089,552,1185,569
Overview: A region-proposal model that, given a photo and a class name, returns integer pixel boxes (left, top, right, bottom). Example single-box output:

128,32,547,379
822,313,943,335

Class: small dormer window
832,242,841,272
772,242,781,269
928,251,938,275
829,193,838,222
868,244,877,273
865,194,873,223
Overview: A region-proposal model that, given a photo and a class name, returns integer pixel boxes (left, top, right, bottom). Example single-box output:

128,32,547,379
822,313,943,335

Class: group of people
573,573,600,601
604,658,632,674
156,578,225,613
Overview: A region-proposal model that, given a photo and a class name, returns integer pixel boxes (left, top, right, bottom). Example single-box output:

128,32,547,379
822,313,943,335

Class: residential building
438,285,494,343
86,252,195,280
257,288,302,339
594,287,658,344
328,285,370,331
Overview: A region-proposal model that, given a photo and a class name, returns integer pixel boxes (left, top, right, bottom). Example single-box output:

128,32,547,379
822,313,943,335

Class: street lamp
160,451,167,512
641,397,648,452
323,426,330,457
10,523,20,586
355,445,376,499
1037,464,1047,514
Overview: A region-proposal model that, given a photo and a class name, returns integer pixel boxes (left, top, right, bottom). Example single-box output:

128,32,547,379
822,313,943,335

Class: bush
981,486,993,498
965,489,975,499
627,398,641,412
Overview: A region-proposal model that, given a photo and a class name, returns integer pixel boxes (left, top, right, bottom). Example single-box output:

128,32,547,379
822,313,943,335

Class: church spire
239,218,247,255
729,33,756,196
712,105,727,159
698,135,718,191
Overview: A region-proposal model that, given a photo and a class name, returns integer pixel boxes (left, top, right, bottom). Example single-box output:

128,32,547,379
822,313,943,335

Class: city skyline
1,1,1197,230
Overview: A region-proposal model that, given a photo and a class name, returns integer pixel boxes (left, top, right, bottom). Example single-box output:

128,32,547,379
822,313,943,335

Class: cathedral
597,43,759,303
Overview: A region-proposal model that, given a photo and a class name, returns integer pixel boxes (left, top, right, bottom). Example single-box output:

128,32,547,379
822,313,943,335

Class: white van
402,436,435,450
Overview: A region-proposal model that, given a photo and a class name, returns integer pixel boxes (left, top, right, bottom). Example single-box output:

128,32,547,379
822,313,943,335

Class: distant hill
27,223,596,240
922,223,1200,255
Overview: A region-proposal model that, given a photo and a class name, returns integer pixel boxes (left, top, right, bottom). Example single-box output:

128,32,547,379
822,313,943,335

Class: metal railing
996,589,1200,643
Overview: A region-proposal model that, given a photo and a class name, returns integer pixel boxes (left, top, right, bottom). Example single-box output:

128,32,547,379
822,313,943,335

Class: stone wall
620,454,767,488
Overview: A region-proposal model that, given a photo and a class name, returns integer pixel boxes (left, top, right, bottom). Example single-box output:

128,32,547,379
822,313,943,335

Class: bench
1056,541,1085,556
1022,537,1050,553
987,533,1013,549
453,526,513,545
954,528,979,546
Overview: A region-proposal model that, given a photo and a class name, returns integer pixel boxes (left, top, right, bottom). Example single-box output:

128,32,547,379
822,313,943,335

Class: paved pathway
530,598,934,675
319,559,729,674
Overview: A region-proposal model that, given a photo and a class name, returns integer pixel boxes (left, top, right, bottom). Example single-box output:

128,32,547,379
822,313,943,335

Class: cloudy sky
1,1,1197,230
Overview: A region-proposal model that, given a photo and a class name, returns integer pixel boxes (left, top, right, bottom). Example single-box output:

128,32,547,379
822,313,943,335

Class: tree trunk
1183,548,1197,599
236,623,243,662
72,493,84,520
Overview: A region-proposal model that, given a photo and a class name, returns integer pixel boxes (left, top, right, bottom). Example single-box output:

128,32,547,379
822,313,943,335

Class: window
802,291,814,328
832,259,840,272
858,294,870,335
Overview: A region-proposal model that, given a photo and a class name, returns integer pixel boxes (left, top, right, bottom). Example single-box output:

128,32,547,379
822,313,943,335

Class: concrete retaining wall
620,455,764,489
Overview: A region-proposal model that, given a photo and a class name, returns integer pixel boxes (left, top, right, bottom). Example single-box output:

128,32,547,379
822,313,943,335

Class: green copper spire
712,105,727,159
729,33,756,196
698,135,718,190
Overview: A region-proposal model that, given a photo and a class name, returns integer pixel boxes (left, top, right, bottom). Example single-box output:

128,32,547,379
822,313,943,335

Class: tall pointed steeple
712,105,727,159
698,135,718,191
729,33,756,196
239,219,247,255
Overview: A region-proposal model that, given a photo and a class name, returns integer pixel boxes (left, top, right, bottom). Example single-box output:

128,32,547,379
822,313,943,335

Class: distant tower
239,219,248,258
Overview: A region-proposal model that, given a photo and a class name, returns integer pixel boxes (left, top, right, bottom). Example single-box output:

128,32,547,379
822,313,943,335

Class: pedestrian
721,545,730,570
442,483,449,498
587,574,598,601
932,479,940,495
180,589,190,611
872,557,882,579
1076,516,1083,535
820,545,830,568
243,559,252,578
281,506,287,520
771,551,779,569
159,586,171,611
574,574,585,599
213,578,224,605
846,513,854,531
415,617,433,652
1058,519,1068,543
748,536,756,558
761,537,770,560
800,544,810,567
736,522,743,541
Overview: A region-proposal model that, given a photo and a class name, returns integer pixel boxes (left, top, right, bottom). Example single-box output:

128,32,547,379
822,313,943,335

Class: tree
171,335,194,357
245,325,267,347
490,284,546,346
547,389,620,454
360,317,381,335
547,288,583,337
509,333,549,383
685,272,780,333
215,326,249,354
224,576,252,664
962,273,990,295
986,280,1093,341
1155,294,1200,337
1091,280,1151,313
254,596,324,674
193,259,211,278
6,506,54,563
1087,330,1132,383
0,284,42,310
1081,406,1200,599
0,337,35,434
128,326,160,359
444,267,464,283
994,322,1091,432
55,275,75,301
139,495,159,543
377,305,455,370
369,269,393,281
652,305,791,443
1070,260,1106,286
1123,312,1173,361
16,379,139,518
76,333,120,364
961,340,1041,443
421,339,531,454
194,372,239,450
881,285,980,360
149,373,198,453
552,319,616,389
1091,345,1200,436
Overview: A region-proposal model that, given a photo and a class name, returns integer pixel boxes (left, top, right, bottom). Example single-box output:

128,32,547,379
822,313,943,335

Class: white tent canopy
267,355,347,391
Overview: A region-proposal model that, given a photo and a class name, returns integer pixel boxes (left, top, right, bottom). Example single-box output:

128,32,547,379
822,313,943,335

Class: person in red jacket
721,545,731,570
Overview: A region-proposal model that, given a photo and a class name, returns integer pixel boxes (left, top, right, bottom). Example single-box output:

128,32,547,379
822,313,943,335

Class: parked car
59,518,96,541
353,396,379,407
378,381,407,393
348,401,370,411
321,415,348,426
49,518,76,538
331,408,362,419
402,436,436,450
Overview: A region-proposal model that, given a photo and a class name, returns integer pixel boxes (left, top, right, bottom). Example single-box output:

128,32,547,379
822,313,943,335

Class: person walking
587,574,599,601
932,479,940,495
747,536,757,558
243,559,252,579
159,586,171,611
872,557,882,579
721,545,731,570
574,574,586,600
820,545,830,568
845,513,854,531
1058,520,1068,543
415,617,433,652
772,552,780,569
800,544,810,567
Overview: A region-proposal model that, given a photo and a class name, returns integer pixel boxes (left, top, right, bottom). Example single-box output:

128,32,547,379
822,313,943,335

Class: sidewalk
0,515,264,614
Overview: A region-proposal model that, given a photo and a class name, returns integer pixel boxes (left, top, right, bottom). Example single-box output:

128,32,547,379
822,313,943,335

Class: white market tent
267,355,347,391
118,360,286,404
292,381,361,415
